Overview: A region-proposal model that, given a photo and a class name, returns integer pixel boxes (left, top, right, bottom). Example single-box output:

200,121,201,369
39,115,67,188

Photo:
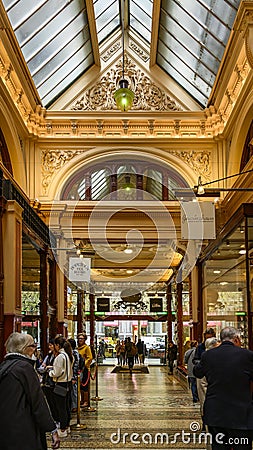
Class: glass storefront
202,210,253,348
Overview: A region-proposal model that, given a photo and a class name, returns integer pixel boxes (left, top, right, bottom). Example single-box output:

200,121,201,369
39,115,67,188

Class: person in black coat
193,326,253,450
167,340,177,374
0,332,60,450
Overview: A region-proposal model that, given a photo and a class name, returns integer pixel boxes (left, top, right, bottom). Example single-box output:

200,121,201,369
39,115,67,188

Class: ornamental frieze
41,149,82,193
70,55,182,112
170,150,211,180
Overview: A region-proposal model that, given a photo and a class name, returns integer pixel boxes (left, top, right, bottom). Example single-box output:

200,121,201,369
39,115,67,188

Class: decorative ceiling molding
70,55,182,112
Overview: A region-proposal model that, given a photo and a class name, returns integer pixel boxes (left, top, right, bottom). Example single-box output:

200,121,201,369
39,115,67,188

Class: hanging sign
150,298,163,312
181,201,216,240
69,257,91,282
97,297,110,312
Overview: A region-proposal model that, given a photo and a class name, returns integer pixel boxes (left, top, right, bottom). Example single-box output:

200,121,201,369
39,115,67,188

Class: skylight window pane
130,0,152,43
129,16,151,43
159,27,216,81
39,41,92,98
41,51,93,106
27,16,88,75
20,3,85,61
2,0,46,29
94,0,119,43
158,0,239,106
157,52,209,106
33,29,90,87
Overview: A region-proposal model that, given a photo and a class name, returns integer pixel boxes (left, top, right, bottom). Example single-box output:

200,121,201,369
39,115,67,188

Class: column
40,249,48,357
176,282,183,366
48,258,58,339
3,200,23,341
0,170,5,360
166,282,173,341
77,290,84,334
89,293,95,357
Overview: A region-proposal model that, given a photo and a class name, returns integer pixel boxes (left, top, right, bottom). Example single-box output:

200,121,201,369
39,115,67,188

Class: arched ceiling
2,0,241,109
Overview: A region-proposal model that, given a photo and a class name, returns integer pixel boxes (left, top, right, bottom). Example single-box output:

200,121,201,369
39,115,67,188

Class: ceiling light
124,247,133,254
213,270,221,274
114,0,134,112
126,269,133,274
220,281,228,285
239,249,246,255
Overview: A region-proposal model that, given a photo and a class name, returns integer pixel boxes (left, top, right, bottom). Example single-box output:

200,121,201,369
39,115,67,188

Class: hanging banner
181,201,216,240
69,257,91,282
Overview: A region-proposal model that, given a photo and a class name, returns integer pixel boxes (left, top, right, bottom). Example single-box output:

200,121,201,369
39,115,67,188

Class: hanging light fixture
114,0,134,112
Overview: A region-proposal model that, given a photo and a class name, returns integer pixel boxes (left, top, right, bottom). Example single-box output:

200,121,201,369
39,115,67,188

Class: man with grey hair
0,332,60,450
194,326,253,449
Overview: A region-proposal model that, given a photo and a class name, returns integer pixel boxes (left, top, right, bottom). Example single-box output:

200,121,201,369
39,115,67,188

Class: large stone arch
0,95,26,190
44,145,199,202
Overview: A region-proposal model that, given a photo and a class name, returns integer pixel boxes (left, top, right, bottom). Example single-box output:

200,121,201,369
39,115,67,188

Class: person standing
125,337,136,374
194,326,253,450
0,332,60,450
184,340,199,405
167,340,177,374
136,338,144,364
77,333,93,407
193,327,216,363
49,336,73,438
68,337,80,413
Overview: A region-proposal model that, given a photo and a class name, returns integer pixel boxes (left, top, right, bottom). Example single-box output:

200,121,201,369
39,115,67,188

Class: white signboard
181,201,216,240
69,257,91,282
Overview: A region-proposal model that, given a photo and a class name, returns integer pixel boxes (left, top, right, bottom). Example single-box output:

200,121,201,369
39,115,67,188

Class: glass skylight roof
157,0,241,107
2,0,94,107
2,0,241,109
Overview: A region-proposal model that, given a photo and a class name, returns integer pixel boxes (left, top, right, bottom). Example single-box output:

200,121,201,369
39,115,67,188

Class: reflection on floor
51,365,204,449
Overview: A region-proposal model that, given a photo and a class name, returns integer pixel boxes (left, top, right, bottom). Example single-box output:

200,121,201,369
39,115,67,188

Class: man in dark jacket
0,332,60,450
193,326,253,449
167,340,177,374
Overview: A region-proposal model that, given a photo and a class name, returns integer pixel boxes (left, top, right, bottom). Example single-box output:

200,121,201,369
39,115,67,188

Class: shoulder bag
53,353,69,397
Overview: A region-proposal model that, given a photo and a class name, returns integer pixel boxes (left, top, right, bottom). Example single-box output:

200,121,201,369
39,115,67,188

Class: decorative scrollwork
71,55,182,112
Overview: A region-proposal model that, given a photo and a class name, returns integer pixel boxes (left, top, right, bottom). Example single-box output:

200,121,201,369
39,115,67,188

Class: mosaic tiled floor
48,366,205,450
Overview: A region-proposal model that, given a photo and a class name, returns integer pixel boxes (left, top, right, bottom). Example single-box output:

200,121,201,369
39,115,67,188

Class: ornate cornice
70,55,182,112
0,40,45,132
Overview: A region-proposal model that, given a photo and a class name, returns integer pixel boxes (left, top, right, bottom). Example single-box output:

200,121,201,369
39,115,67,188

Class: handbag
53,383,68,397
53,353,69,397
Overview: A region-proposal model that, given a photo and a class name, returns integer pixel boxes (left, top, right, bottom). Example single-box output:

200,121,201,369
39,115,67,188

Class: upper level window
61,159,189,201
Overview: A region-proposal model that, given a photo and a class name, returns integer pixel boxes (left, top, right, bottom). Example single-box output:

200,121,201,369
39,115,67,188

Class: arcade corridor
57,366,203,449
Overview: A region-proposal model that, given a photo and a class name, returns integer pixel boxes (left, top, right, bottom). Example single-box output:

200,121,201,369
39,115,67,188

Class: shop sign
97,297,110,312
150,298,163,312
69,257,90,282
181,201,216,239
